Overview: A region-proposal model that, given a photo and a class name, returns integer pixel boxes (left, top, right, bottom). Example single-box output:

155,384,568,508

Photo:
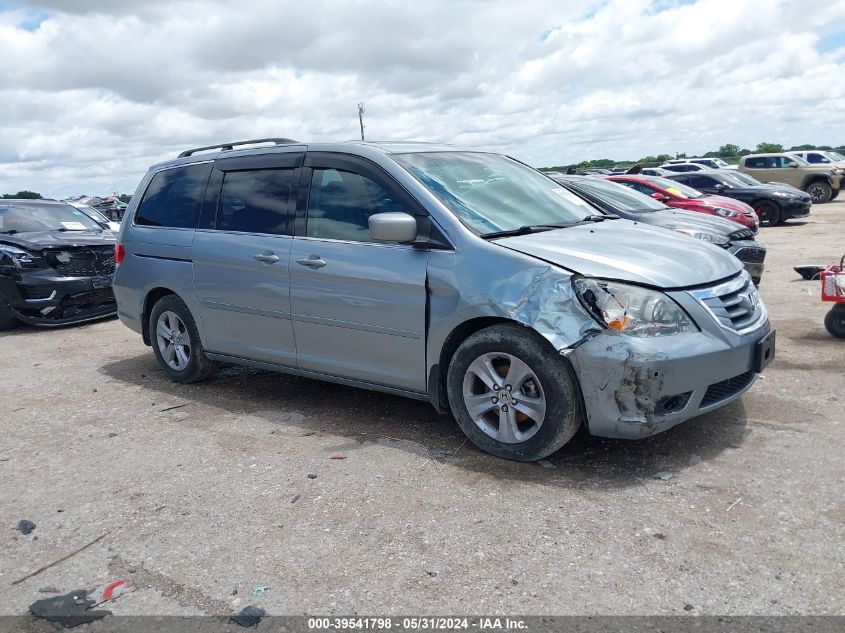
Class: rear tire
825,304,845,339
446,323,584,461
0,300,21,331
754,200,781,226
805,181,832,203
149,294,218,383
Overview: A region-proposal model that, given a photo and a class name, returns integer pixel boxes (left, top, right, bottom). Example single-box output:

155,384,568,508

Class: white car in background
65,201,121,232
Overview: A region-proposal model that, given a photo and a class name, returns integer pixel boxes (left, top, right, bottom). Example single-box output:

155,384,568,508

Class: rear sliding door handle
296,255,327,269
253,253,280,264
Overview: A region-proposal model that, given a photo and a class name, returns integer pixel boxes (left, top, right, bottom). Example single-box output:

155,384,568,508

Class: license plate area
754,330,776,373
91,275,112,289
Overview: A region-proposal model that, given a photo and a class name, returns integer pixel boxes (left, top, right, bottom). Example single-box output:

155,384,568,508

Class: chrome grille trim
689,272,767,334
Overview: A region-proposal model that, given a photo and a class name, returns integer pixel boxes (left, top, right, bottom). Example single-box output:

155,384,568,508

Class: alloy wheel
462,352,546,444
156,310,191,371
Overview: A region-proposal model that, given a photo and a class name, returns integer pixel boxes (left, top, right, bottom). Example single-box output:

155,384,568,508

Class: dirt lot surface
1,201,843,619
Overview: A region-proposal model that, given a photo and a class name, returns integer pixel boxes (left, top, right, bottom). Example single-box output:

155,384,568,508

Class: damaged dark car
0,200,117,330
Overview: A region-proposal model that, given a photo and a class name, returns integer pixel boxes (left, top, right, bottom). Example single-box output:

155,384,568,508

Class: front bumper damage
569,323,769,439
1,271,116,327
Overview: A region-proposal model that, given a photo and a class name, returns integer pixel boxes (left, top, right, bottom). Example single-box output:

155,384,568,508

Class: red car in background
607,175,760,231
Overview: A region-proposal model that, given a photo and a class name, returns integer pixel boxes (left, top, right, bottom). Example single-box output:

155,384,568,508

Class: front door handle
253,253,280,264
296,255,327,269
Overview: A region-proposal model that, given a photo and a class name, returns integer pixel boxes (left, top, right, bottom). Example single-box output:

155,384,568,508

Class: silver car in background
112,139,775,461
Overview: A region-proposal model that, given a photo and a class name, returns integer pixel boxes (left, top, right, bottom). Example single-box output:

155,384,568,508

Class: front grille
43,247,115,277
701,370,755,407
728,229,755,241
733,247,766,264
690,273,765,332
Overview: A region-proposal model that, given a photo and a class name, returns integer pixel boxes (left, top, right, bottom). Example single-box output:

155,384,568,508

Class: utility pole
358,102,366,140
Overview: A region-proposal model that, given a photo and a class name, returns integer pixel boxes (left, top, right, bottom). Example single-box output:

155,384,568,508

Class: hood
643,209,746,235
496,220,742,289
0,230,116,251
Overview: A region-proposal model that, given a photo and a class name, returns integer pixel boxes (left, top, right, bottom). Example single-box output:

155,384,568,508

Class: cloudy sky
1,0,844,199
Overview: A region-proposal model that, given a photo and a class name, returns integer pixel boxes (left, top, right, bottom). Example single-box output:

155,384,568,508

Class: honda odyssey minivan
113,139,775,461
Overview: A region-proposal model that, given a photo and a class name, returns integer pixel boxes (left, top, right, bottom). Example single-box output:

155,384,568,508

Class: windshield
394,152,596,234
722,172,761,187
571,177,666,213
0,203,102,234
829,152,845,161
789,154,810,166
646,177,705,199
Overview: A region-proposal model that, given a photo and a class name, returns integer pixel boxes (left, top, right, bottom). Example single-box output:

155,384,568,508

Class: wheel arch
141,286,182,346
800,174,830,190
429,316,561,413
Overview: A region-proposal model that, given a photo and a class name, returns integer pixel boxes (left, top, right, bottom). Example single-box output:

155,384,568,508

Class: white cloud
0,0,844,197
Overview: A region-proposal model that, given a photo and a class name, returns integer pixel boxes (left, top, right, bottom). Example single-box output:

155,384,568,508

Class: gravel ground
1,201,843,619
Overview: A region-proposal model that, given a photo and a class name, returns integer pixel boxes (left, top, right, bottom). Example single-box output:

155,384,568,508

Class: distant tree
717,144,740,157
788,144,817,151
755,142,784,153
655,153,673,162
2,190,43,199
703,151,720,158
739,148,752,156
675,152,687,159
118,194,132,203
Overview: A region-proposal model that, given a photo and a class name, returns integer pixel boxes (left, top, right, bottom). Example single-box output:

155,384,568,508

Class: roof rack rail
178,138,299,158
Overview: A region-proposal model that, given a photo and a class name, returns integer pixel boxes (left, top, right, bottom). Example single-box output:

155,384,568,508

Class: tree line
543,142,845,172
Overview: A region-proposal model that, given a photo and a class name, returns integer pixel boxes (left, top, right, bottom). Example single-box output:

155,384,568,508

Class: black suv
664,170,812,227
0,199,117,329
551,175,767,284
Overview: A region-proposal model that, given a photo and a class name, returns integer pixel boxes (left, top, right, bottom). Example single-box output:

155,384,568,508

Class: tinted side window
807,153,829,164
306,168,411,242
688,175,716,188
218,169,293,235
745,157,766,169
135,163,212,228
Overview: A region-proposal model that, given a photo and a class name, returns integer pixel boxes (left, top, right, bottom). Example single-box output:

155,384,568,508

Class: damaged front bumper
569,319,771,439
0,272,116,326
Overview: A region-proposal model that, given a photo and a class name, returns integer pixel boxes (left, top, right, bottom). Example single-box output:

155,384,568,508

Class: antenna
358,102,366,141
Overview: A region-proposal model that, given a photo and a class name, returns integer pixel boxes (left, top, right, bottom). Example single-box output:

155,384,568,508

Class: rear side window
744,157,766,169
688,175,716,188
218,169,294,235
135,163,212,228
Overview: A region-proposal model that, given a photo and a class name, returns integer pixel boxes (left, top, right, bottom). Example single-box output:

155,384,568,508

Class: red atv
822,256,845,338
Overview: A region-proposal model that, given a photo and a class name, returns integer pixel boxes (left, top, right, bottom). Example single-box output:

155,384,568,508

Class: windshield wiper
481,222,576,239
579,214,620,222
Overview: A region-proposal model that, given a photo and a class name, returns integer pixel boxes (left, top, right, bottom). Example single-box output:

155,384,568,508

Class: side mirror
651,192,669,201
714,184,726,192
368,212,418,243
788,162,799,168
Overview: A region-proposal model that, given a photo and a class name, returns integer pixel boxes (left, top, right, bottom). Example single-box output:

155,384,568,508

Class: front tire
149,294,218,383
825,304,845,339
754,200,781,226
0,300,20,331
446,323,584,461
805,181,832,204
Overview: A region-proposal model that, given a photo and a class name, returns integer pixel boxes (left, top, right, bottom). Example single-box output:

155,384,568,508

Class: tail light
115,243,125,266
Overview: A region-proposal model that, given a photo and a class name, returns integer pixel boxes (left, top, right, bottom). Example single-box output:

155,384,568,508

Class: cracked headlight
573,278,698,337
0,244,37,268
675,229,729,246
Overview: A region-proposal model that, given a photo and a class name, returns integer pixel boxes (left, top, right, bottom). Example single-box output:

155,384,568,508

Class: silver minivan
113,139,775,461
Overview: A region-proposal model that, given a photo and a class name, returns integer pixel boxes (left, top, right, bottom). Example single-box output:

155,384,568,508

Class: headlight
675,229,730,246
772,191,796,198
0,244,37,268
712,207,739,217
573,278,698,337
